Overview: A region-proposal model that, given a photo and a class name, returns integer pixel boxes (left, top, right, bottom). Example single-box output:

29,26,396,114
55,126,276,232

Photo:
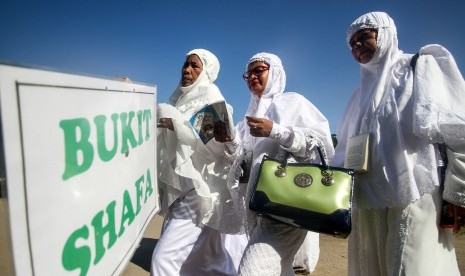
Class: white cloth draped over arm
269,122,293,148
157,104,203,215
270,123,332,164
157,101,243,233
263,92,335,162
412,45,465,207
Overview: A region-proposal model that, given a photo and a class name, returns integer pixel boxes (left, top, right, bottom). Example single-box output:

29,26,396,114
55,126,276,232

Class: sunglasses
242,66,269,81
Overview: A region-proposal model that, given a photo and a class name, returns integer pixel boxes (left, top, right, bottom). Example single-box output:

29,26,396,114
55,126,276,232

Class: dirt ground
122,214,465,276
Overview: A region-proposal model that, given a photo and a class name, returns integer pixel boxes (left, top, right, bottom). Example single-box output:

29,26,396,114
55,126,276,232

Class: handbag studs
321,169,335,186
274,165,335,187
294,173,313,187
275,165,287,177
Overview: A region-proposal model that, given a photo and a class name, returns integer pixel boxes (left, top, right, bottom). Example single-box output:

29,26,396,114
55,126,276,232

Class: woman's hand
214,121,233,142
157,118,174,131
246,116,273,137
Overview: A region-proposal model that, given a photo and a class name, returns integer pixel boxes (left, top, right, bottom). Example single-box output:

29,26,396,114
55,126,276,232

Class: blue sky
1,0,464,133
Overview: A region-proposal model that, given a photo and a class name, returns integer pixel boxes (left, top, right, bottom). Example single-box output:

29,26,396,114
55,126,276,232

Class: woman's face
181,54,203,87
349,28,378,64
244,61,269,97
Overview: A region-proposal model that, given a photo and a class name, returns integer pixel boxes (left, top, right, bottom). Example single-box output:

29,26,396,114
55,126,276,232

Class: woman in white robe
231,52,334,275
332,11,465,276
151,49,246,275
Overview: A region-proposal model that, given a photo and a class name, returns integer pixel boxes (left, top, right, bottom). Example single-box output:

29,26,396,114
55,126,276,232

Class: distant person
152,49,246,275
332,11,465,276
230,52,334,275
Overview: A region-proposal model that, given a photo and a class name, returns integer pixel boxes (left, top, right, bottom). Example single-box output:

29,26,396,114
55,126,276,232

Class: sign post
0,64,158,276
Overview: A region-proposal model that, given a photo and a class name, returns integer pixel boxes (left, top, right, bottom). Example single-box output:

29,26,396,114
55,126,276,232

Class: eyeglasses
242,66,269,81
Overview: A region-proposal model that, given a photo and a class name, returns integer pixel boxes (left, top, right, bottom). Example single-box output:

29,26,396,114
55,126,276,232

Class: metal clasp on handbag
321,169,335,186
275,146,335,186
275,165,287,177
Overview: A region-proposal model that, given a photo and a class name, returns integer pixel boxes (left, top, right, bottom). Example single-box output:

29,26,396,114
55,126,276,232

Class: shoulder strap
410,52,420,72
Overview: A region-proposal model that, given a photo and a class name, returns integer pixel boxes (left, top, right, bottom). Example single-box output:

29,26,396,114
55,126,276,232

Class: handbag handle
316,146,329,169
281,145,329,168
277,145,334,185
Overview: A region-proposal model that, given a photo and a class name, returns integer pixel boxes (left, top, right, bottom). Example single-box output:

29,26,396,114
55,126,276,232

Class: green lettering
118,190,136,237
60,118,94,180
62,225,91,276
134,175,144,216
120,112,137,154
145,169,153,201
143,109,152,142
94,114,119,162
91,201,117,265
136,110,143,146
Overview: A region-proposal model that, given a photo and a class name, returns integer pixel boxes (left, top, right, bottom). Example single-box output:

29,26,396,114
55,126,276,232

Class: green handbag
249,147,354,238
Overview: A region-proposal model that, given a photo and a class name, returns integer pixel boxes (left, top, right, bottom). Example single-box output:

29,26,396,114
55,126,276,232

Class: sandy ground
121,214,465,276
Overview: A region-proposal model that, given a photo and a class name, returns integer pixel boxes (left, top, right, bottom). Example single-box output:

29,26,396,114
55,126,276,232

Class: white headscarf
239,52,333,157
334,12,465,208
334,12,403,167
346,11,397,66
244,53,286,119
346,11,401,136
241,53,286,153
169,48,223,114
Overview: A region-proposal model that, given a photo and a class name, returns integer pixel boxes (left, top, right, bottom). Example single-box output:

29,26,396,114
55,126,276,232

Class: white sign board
0,64,158,276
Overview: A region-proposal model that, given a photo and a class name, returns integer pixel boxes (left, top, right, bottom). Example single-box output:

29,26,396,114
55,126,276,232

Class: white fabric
244,53,287,121
411,45,465,145
269,122,293,148
151,189,246,276
186,48,220,84
157,49,242,232
170,48,220,103
224,232,249,271
154,48,246,276
238,217,307,276
232,52,335,275
293,232,320,273
348,188,460,276
332,12,465,208
334,11,465,276
413,45,465,207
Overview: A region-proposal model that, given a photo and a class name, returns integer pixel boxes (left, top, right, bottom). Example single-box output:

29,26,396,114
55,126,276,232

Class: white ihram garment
333,12,465,276
151,49,246,276
292,232,320,273
151,188,247,276
232,53,334,275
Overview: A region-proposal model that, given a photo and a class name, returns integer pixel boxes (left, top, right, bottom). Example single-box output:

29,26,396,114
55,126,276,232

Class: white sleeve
269,122,293,148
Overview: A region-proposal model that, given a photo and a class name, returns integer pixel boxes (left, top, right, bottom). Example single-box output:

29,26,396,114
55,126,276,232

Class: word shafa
59,109,154,276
